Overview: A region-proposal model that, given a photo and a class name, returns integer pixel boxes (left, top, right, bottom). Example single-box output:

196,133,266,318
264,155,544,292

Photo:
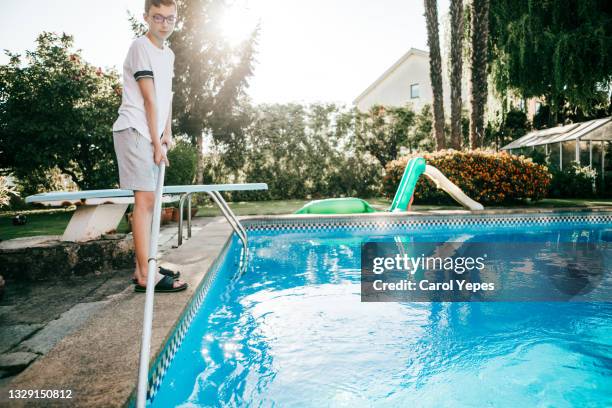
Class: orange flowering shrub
383,150,551,205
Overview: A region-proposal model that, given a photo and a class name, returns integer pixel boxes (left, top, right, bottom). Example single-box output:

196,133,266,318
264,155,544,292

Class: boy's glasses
151,14,176,25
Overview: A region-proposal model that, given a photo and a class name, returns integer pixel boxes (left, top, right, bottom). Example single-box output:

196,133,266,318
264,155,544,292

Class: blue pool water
151,219,612,407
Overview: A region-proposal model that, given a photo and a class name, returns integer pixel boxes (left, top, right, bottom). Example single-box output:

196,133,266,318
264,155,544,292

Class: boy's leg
133,190,186,289
133,191,156,286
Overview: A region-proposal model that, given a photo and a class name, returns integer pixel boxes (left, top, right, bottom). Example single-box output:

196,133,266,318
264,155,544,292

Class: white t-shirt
113,35,174,142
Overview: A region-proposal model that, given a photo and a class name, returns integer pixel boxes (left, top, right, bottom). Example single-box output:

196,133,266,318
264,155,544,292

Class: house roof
353,48,429,105
501,116,612,150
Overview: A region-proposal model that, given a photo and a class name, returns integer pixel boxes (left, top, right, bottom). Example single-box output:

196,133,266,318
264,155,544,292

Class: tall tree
489,0,612,126
170,0,256,183
449,0,464,149
207,28,259,172
469,0,489,148
424,0,446,150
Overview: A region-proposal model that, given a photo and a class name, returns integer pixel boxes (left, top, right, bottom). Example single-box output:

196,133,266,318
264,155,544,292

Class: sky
1,0,450,105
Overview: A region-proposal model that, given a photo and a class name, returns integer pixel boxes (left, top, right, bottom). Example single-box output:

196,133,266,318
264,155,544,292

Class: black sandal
134,275,188,293
131,266,180,284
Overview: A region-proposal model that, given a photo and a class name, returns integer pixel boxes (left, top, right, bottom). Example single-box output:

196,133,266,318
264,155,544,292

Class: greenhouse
501,117,612,184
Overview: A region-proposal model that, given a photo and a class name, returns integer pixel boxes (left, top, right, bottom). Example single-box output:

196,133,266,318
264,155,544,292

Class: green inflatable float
295,157,426,215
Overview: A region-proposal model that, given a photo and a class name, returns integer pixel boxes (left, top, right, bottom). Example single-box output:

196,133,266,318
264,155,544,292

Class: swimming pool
148,211,612,407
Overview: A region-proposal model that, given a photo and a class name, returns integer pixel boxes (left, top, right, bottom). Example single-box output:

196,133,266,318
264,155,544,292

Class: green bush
382,150,551,205
326,153,383,198
208,103,385,202
548,163,596,198
166,139,198,185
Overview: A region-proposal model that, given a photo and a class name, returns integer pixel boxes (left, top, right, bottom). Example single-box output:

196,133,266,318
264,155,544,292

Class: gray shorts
113,127,159,192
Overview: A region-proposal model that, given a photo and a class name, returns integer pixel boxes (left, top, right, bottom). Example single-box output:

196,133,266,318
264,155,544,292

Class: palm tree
424,0,446,150
450,0,464,150
469,0,489,149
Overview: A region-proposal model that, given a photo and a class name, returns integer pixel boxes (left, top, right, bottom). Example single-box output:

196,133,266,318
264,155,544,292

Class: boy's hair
145,0,177,13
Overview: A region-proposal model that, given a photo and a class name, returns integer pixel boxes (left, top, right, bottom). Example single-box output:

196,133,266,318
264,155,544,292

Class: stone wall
0,234,134,281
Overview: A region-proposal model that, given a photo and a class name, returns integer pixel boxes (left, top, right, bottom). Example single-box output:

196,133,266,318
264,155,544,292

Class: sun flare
219,2,259,45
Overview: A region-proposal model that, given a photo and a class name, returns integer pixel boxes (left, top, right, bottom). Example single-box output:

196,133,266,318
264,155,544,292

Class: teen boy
113,0,187,292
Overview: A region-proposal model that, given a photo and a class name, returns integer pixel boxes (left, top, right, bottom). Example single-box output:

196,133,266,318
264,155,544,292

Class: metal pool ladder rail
170,184,267,252
207,191,249,254
177,191,249,251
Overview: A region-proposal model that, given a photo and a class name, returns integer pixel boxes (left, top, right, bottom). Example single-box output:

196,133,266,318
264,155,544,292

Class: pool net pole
136,144,168,408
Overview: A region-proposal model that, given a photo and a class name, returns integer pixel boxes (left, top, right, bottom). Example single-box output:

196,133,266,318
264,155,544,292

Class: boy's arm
136,78,167,164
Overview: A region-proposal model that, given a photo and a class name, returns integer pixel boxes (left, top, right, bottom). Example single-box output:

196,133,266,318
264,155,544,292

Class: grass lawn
0,209,130,241
1,197,611,241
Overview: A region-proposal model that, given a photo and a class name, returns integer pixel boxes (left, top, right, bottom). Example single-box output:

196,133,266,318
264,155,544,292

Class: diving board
25,183,268,243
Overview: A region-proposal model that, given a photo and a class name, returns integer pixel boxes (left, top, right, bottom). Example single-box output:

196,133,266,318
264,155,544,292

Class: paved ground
0,218,214,393
0,274,129,387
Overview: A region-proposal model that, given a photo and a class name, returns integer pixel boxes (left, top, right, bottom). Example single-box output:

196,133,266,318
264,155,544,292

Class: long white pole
136,145,168,408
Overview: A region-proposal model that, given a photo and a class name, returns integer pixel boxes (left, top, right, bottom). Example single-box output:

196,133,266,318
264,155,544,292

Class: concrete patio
0,216,232,407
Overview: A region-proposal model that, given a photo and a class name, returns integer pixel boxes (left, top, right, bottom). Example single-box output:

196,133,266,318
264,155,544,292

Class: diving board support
62,203,129,242
207,191,248,254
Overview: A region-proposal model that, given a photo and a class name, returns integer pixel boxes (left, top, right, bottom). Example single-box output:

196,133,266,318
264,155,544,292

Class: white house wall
356,52,465,114
356,54,432,112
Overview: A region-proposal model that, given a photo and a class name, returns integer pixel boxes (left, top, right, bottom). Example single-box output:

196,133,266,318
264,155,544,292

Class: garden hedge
382,150,551,205
166,139,198,186
548,163,597,198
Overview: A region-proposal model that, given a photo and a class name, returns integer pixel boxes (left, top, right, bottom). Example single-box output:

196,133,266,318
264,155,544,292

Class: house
354,48,462,113
354,47,541,121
